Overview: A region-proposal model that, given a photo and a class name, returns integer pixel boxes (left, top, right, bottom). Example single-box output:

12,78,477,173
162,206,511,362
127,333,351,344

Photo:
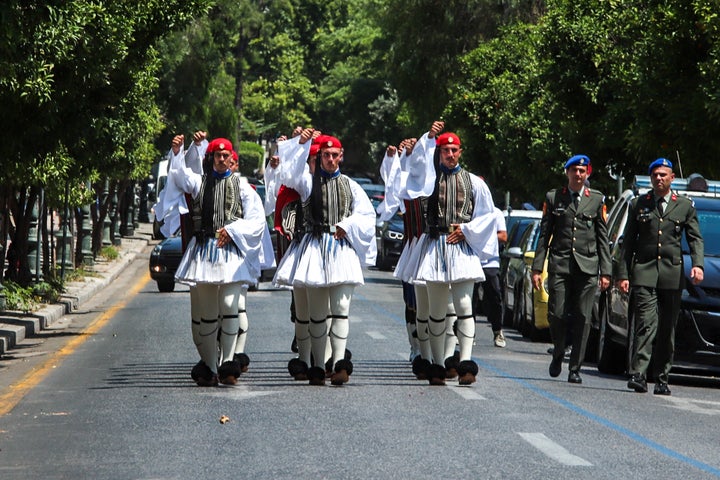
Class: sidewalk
0,222,155,356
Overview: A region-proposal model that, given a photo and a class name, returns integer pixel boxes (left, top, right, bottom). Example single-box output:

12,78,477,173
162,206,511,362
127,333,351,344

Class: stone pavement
0,222,154,356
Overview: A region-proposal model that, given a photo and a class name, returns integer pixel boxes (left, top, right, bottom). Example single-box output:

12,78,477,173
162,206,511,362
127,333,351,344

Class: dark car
149,236,183,292
376,211,404,270
500,217,540,324
592,173,720,376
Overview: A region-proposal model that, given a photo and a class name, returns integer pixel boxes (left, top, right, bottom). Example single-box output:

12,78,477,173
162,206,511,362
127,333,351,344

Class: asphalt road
1,249,719,480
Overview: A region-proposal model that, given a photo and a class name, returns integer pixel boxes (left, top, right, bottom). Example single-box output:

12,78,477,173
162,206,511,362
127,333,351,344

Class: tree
0,0,210,284
447,0,720,206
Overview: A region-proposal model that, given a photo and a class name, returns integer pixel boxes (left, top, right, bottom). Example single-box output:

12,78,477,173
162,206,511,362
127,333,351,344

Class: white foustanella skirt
175,236,259,286
273,232,363,287
408,233,485,284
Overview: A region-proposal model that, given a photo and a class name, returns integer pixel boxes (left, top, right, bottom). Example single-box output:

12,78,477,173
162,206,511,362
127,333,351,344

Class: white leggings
293,286,312,365
306,285,355,369
193,282,246,373
426,281,475,364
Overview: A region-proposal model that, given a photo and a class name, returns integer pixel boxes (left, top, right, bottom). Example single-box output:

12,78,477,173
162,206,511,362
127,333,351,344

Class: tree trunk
6,186,39,286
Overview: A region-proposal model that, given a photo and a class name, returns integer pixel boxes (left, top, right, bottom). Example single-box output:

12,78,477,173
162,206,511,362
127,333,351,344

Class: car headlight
386,230,403,240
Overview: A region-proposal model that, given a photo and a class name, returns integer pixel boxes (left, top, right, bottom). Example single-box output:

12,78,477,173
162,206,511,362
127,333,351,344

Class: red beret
436,132,461,147
231,150,238,161
207,138,233,153
319,135,342,150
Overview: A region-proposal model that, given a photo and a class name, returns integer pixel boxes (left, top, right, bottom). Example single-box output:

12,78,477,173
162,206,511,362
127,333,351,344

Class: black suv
591,173,720,375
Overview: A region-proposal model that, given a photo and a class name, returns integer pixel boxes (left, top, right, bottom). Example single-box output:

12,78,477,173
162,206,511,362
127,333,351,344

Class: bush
3,281,39,313
32,281,61,303
99,245,119,261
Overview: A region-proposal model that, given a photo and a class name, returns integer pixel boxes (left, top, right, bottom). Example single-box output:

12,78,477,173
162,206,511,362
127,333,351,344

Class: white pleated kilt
393,236,419,283
273,232,364,288
175,237,259,286
407,233,485,284
272,239,300,286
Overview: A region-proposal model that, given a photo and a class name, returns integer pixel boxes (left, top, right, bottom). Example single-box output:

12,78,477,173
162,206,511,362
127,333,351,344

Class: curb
0,229,153,356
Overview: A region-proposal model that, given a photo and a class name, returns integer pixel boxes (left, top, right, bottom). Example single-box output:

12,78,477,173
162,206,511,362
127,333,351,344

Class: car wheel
157,280,175,293
596,292,625,375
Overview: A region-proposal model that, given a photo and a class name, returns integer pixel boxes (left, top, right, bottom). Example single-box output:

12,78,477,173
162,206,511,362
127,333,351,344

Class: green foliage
238,141,265,176
3,275,64,312
446,0,720,206
0,0,212,286
99,246,120,261
3,281,39,313
63,265,100,282
32,281,62,304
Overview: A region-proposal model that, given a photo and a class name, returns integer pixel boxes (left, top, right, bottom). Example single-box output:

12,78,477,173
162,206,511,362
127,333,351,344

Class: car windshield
683,207,720,256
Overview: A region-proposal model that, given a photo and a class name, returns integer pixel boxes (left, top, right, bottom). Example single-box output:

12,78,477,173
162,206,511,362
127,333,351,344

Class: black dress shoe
627,374,647,393
568,371,582,384
549,355,563,378
653,382,671,396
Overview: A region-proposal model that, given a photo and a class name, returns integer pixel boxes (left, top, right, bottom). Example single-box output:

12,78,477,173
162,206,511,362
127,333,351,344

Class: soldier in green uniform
616,158,704,396
532,155,612,384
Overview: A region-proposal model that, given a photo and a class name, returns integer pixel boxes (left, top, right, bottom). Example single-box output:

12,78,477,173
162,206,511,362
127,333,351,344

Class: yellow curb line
0,271,151,417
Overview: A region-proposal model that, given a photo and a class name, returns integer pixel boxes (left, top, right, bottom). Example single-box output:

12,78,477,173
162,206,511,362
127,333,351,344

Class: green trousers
629,286,681,384
547,269,597,372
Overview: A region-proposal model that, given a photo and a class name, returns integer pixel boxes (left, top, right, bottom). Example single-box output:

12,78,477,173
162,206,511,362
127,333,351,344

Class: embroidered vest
300,175,353,231
192,174,245,236
437,169,474,227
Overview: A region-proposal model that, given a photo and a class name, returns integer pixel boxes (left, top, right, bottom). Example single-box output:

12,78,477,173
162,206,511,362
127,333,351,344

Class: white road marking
366,331,387,340
518,432,593,466
449,386,486,400
662,396,720,415
205,386,277,399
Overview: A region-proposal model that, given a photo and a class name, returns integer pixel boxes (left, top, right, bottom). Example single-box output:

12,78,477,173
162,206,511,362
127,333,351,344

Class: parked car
504,208,543,235
591,173,720,376
501,218,551,341
500,216,540,324
499,210,543,283
361,183,386,207
149,235,183,292
376,211,404,270
520,247,551,341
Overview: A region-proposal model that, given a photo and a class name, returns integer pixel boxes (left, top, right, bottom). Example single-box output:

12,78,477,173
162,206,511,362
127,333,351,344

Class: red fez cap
309,135,325,157
231,150,238,161
319,135,342,150
207,138,233,153
436,132,461,147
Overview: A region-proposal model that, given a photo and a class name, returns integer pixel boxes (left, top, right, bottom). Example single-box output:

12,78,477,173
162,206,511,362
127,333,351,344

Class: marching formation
153,123,704,394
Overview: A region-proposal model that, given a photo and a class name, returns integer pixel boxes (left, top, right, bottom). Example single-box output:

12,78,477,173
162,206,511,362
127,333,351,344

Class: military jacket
616,191,703,289
532,186,612,276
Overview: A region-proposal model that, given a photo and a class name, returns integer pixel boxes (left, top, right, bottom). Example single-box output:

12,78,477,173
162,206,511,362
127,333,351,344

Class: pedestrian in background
474,206,508,348
616,158,704,395
532,155,611,384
